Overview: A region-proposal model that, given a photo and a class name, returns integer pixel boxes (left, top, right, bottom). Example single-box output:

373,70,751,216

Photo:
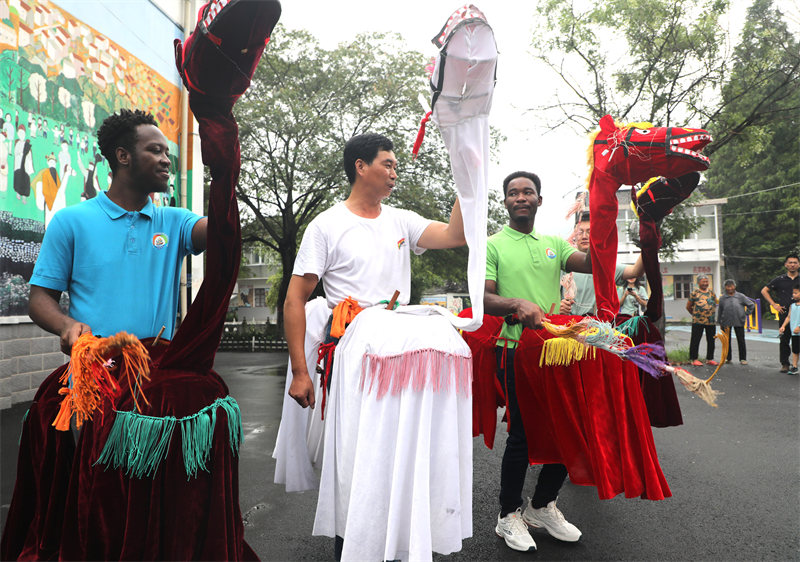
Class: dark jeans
722,326,747,361
496,347,567,516
779,312,791,366
689,323,716,361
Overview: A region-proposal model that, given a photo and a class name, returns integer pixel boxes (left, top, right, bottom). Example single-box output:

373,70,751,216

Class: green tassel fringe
617,315,650,337
19,408,29,446
95,395,243,480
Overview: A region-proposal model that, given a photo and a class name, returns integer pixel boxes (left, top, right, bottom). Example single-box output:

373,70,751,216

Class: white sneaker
495,508,537,552
523,498,582,542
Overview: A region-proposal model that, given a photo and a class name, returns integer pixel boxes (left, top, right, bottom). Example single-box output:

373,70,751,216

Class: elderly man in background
718,279,755,365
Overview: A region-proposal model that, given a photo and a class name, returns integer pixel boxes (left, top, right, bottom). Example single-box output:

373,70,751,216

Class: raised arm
621,255,644,279
564,250,592,274
417,197,466,250
29,285,90,355
284,273,320,408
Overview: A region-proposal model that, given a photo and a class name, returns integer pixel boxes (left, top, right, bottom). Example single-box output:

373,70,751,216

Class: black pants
722,326,747,361
778,312,791,366
689,323,716,361
496,347,567,516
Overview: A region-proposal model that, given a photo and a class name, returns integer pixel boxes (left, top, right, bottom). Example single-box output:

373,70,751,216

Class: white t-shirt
292,202,432,309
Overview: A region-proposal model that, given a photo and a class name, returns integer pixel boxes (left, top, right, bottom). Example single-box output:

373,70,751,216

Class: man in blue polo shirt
28,109,207,353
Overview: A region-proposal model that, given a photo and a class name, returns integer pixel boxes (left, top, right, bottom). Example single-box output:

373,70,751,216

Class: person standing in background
618,275,649,316
718,279,755,365
778,283,800,375
761,254,800,373
686,274,718,367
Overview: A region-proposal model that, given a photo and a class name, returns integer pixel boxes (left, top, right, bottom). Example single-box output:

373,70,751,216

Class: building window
674,275,693,299
254,288,266,307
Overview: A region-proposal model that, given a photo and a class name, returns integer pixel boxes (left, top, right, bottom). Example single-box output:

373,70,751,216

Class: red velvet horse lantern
588,115,711,322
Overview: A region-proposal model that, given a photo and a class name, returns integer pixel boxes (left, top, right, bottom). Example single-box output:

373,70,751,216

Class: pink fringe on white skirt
360,349,472,399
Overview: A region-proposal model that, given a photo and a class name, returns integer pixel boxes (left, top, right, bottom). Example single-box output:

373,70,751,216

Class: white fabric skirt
273,297,329,492
312,307,473,561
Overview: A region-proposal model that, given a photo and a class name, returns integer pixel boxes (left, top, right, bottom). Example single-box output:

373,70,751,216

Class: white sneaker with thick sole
523,498,582,542
495,508,537,552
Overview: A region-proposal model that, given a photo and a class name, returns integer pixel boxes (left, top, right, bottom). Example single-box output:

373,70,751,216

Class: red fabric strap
411,111,432,159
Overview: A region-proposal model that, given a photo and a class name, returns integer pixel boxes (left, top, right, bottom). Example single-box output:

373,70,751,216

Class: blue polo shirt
30,192,202,339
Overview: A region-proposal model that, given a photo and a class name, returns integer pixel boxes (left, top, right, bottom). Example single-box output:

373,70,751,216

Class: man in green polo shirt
484,171,590,552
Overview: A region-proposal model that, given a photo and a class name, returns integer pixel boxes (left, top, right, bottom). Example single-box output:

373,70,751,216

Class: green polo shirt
486,225,576,344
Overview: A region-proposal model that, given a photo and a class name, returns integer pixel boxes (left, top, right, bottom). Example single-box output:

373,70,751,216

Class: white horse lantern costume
273,5,496,561
422,4,496,332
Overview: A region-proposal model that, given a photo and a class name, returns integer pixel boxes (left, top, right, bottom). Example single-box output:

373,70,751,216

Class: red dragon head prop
591,115,711,185
588,115,711,322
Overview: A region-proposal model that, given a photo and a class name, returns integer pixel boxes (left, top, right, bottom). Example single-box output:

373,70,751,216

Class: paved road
2,326,798,560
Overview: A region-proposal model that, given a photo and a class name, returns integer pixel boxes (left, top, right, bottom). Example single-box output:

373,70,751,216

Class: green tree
530,0,799,261
701,0,800,296
531,0,729,131
235,26,501,327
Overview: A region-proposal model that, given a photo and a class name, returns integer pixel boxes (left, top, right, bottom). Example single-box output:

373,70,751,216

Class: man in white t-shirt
283,133,469,560
285,133,466,407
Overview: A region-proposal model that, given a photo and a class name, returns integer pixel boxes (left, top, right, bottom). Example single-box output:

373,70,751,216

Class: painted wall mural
0,0,183,316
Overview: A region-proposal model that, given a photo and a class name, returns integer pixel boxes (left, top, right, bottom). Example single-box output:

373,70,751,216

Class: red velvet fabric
2,342,257,561
59,342,254,560
461,312,672,501
616,314,683,428
1,366,74,561
458,310,504,448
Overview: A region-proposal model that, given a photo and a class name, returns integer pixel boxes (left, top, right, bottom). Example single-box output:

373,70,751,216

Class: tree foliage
531,0,800,264
234,26,503,326
701,0,800,296
532,0,730,131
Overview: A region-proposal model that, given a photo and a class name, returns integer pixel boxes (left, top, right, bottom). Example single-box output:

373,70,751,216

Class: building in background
616,187,727,321
1,0,204,409
231,245,279,324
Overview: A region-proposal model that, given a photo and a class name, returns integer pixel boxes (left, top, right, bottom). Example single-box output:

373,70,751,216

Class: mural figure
0,0,184,317
77,151,101,200
13,125,32,202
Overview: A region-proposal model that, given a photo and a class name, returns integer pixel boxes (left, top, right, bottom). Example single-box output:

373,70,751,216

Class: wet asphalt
1,324,798,561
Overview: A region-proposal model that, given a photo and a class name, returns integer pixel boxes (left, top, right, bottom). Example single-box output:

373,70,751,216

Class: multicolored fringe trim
19,408,29,446
53,332,150,431
539,317,725,408
361,349,472,399
95,395,243,479
616,315,650,337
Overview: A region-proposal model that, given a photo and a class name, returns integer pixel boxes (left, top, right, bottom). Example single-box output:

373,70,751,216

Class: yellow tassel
540,338,596,367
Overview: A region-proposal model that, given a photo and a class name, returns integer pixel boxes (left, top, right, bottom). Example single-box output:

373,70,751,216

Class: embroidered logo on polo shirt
152,233,169,249
397,238,406,249
545,248,556,259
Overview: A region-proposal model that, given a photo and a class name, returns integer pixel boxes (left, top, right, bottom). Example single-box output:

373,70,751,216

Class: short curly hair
502,171,541,196
97,109,158,174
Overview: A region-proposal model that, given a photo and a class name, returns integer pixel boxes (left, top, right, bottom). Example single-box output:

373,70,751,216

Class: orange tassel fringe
52,332,151,431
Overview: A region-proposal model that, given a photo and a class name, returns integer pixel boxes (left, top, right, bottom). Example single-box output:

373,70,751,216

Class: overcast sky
279,1,769,235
